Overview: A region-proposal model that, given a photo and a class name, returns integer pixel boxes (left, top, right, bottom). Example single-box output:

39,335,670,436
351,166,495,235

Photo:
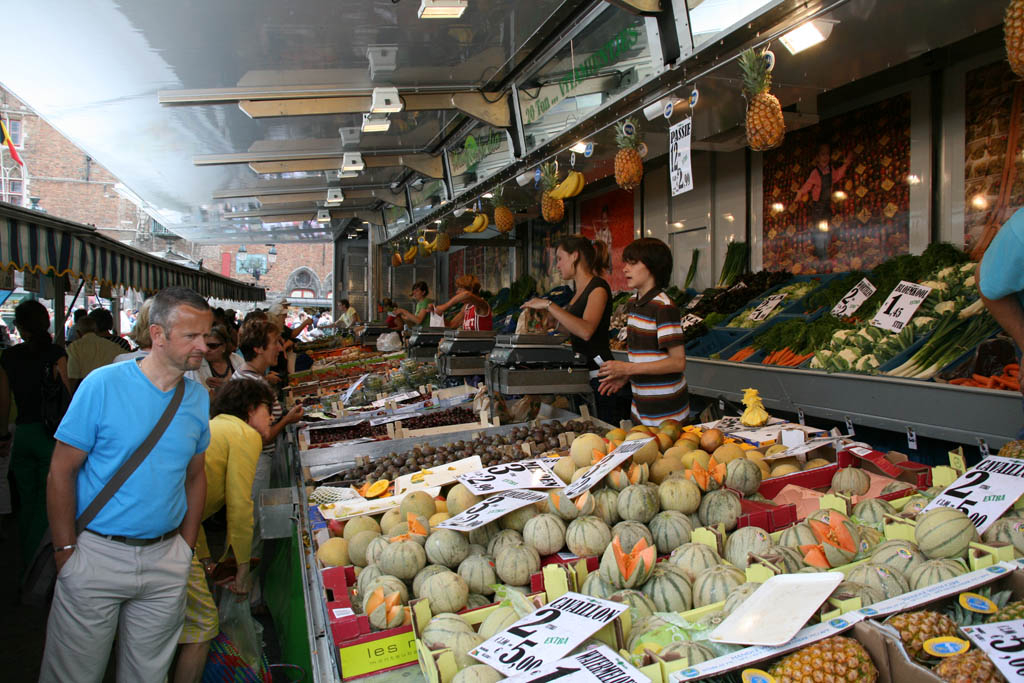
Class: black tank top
565,276,613,370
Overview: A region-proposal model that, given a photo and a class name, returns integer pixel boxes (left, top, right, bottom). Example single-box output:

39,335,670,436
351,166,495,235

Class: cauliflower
837,348,861,365
961,262,977,274
855,354,880,372
933,301,956,315
936,266,957,280
912,316,935,329
964,275,976,288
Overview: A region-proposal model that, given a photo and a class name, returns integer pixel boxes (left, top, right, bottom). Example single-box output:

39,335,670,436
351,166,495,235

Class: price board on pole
921,456,1024,533
748,294,787,322
560,438,654,499
470,593,627,676
870,281,932,333
435,489,548,531
457,459,565,495
831,278,877,318
962,619,1024,682
503,645,648,683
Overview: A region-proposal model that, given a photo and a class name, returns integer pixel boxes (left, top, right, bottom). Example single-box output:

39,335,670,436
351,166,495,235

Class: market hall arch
285,266,323,299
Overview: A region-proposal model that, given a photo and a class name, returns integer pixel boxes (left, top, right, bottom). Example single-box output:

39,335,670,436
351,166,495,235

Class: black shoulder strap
75,380,186,534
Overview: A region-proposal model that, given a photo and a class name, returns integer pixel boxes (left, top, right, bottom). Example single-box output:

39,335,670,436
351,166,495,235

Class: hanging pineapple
614,118,644,190
493,185,515,233
1008,0,1024,77
540,162,564,224
390,247,402,268
739,47,785,151
431,230,451,253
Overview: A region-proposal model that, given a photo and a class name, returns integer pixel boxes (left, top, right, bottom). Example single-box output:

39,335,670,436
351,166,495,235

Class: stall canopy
0,202,264,302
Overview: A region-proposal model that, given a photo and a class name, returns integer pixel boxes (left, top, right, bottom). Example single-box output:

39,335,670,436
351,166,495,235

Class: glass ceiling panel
687,0,780,51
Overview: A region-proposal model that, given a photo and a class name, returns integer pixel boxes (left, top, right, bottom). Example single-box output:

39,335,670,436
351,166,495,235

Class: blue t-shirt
56,359,211,538
980,207,1024,309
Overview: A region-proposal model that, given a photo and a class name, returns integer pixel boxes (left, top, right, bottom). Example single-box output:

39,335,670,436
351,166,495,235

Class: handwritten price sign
921,456,1024,533
871,280,931,333
831,278,876,318
963,619,1024,682
749,294,787,323
560,438,653,499
502,645,647,683
435,489,548,531
458,459,565,495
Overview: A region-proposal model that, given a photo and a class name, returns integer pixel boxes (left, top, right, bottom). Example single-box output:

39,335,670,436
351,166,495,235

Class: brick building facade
0,86,333,304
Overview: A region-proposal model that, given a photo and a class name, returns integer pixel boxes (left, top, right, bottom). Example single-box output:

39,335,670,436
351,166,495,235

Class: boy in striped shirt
597,238,689,425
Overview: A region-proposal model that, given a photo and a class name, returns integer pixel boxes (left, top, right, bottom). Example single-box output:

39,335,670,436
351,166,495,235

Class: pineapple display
540,162,564,223
946,588,1014,626
493,186,515,233
933,649,1005,683
1008,0,1024,78
769,636,877,682
988,598,1024,623
614,118,644,190
885,610,959,661
738,46,785,151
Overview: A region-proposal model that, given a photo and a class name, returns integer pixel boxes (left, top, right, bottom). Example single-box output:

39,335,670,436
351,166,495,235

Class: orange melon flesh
809,517,857,553
365,479,390,498
708,457,726,484
366,587,386,613
686,461,710,490
575,491,591,511
592,449,605,465
801,544,831,569
390,533,412,542
613,536,655,581
407,513,428,536
384,591,401,611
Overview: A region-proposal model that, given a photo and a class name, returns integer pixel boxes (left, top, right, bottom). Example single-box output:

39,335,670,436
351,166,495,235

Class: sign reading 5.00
457,459,565,495
962,618,1024,682
560,438,653,500
922,456,1024,533
435,489,548,532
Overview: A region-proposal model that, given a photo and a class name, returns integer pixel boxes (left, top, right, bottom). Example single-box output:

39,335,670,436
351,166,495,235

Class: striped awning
0,203,264,302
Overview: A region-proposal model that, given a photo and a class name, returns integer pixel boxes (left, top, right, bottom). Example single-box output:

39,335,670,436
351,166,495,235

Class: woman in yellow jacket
173,379,276,683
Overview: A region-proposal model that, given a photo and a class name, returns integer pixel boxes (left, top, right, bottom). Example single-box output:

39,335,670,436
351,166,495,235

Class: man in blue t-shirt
40,287,213,683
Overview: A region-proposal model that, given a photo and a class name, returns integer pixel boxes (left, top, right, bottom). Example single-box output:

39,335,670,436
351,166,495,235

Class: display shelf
684,357,1020,448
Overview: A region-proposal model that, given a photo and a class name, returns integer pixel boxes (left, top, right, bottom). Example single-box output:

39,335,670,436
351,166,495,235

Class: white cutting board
710,571,844,646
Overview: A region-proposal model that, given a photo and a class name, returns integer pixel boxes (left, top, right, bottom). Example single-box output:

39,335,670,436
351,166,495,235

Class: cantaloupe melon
570,433,607,467
380,508,404,534
447,484,482,516
523,513,567,556
553,456,577,483
316,537,350,567
421,570,469,615
478,606,518,640
713,443,745,464
770,463,801,478
349,530,381,567
457,554,497,595
915,507,976,559
425,528,469,568
343,515,381,541
421,612,473,650
486,529,523,559
624,433,660,465
400,490,438,520
453,665,503,683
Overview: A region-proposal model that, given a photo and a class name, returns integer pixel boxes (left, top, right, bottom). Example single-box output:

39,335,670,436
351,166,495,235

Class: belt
85,529,178,547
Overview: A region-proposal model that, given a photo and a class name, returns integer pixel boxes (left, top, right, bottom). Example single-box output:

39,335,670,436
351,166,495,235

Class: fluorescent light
434,219,442,225
780,20,835,55
418,0,467,19
341,153,365,172
325,188,344,205
362,112,391,133
569,141,589,154
370,87,403,113
482,193,493,199
316,209,331,223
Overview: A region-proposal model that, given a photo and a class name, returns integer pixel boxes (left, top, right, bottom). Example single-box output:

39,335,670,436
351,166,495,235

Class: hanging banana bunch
463,212,489,233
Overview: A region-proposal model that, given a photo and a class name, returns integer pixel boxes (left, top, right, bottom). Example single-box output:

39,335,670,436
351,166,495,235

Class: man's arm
47,440,89,570
981,293,1024,350
179,451,206,548
263,404,304,445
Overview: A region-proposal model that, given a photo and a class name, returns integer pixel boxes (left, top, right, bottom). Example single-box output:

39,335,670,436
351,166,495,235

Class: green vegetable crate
714,274,836,332
717,313,824,366
685,328,753,358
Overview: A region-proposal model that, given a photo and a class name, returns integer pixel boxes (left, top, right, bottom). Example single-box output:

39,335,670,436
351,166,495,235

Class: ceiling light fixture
362,112,391,133
771,202,785,213
238,244,247,253
325,188,344,205
780,19,836,55
418,0,468,19
341,152,365,172
569,141,590,154
370,87,403,113
367,45,397,80
482,192,493,199
316,209,332,223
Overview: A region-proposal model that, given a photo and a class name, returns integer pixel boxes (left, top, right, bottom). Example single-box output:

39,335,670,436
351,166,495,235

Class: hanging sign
669,117,693,196
748,294,787,322
830,278,877,318
435,489,548,531
962,619,1024,682
560,438,654,499
470,593,628,676
0,267,13,290
870,281,931,333
503,645,647,683
457,459,565,495
22,270,40,293
921,456,1024,533
681,314,703,331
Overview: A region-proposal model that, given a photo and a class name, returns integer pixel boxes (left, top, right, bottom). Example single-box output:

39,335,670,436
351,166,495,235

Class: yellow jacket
195,413,264,563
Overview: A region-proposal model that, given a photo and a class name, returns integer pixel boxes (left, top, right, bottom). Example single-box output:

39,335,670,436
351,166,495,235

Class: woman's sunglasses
206,342,224,350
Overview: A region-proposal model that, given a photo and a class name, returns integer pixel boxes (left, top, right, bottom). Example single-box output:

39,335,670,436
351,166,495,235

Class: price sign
560,438,654,499
831,278,877,318
921,456,1024,533
870,281,932,333
435,489,548,531
686,293,704,310
503,645,647,683
962,619,1024,682
727,281,748,293
470,593,627,676
681,314,703,331
749,294,787,322
341,374,370,404
458,459,565,495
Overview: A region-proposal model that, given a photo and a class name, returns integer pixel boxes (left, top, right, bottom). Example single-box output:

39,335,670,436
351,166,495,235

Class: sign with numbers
870,281,932,333
503,645,647,683
435,489,548,531
341,374,370,404
560,438,654,499
962,619,1024,682
669,117,693,196
457,459,565,495
831,278,877,318
921,456,1024,533
749,294,787,322
470,593,627,676
680,314,703,331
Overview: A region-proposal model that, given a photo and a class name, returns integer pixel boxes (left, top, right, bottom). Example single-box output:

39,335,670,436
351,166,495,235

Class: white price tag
686,293,704,310
845,417,855,436
470,593,627,676
980,438,992,458
921,456,1024,532
831,278,876,318
560,438,654,499
963,619,1024,682
680,314,703,331
907,427,918,450
669,117,693,196
503,645,647,683
749,293,788,322
435,489,548,531
458,459,566,495
870,280,932,333
617,327,628,342
341,374,371,404
797,408,806,426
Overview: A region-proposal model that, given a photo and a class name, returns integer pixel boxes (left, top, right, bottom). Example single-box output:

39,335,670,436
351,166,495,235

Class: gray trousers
39,530,193,683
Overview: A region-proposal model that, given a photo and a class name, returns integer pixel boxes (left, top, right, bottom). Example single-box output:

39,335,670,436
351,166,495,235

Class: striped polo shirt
626,288,689,426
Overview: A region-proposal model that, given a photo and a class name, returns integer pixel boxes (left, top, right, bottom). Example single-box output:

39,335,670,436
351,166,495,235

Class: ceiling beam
255,188,407,208
213,181,394,200
248,153,443,179
603,0,661,15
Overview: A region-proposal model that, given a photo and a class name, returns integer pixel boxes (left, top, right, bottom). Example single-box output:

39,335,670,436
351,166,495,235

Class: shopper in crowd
597,238,689,426
338,298,361,327
66,315,125,392
316,308,333,329
114,298,153,363
0,299,72,571
190,324,236,392
382,298,402,330
395,281,432,327
88,307,132,351
65,308,88,344
268,301,310,387
433,274,493,330
173,379,275,683
40,287,213,683
523,236,630,425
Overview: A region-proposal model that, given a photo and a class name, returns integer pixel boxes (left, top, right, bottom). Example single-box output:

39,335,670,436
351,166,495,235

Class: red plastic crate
737,496,798,532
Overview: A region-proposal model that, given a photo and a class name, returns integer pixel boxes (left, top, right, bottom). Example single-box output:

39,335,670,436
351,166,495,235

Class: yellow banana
567,171,586,197
549,174,573,200
465,213,488,232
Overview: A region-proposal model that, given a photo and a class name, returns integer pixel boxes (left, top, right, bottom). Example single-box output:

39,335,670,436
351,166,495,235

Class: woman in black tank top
522,235,631,425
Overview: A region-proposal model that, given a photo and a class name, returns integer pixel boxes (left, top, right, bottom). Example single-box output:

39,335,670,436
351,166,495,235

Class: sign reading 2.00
922,456,1024,533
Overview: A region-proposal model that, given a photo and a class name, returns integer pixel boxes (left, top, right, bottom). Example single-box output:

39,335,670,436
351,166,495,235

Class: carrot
729,346,756,362
1005,364,1019,378
993,375,1019,390
776,348,795,365
949,378,973,385
973,373,992,384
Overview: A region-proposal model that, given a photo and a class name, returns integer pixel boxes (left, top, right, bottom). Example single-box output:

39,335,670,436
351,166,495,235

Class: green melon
365,535,391,566
648,510,694,555
500,505,538,533
724,526,773,568
447,484,482,516
610,589,657,622
465,544,487,557
356,564,385,595
881,481,915,496
599,539,656,589
658,477,702,514
343,515,381,541
778,522,818,549
869,541,926,576
852,497,896,526
425,529,469,569
523,514,567,556
857,527,885,557
457,554,497,595
363,575,409,607
485,529,522,559
907,558,967,590
659,641,716,665
421,570,469,615
466,593,491,609
751,545,806,574
447,631,485,669
469,522,503,548
901,495,931,517
722,582,762,616
413,564,451,598
494,542,541,586
421,612,474,650
580,570,618,599
547,490,585,521
591,488,621,526
386,517,430,545
692,564,746,607
478,605,519,640
668,542,722,582
627,615,673,654
612,520,655,551
831,467,871,496
380,508,404,535
844,564,910,600
565,516,612,558
617,484,660,524
830,581,885,610
349,530,382,567
982,516,1024,554
915,507,976,559
726,458,763,496
639,564,693,612
378,539,426,580
698,489,743,531
452,665,504,683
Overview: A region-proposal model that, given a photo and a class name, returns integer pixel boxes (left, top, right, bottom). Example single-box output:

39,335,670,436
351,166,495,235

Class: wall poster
579,187,635,291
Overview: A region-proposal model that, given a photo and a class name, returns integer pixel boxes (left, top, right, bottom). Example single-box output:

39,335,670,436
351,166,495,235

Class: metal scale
406,326,447,362
437,329,496,378
356,322,392,347
485,333,592,396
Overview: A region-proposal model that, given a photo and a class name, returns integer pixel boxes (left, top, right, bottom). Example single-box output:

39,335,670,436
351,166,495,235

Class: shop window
290,289,315,299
